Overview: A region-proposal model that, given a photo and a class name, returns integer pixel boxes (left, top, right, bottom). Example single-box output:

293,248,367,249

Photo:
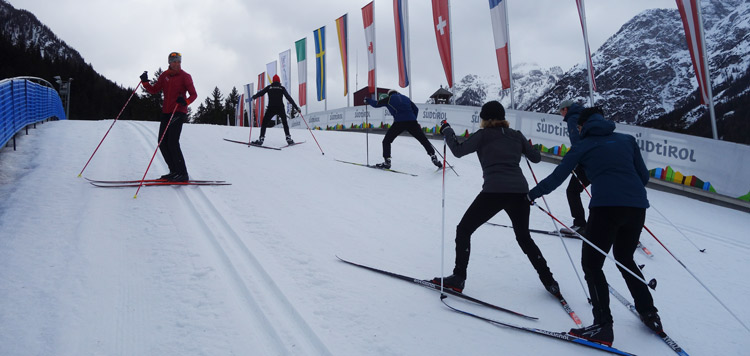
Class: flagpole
448,0,455,104
325,27,328,112
373,1,378,100
347,16,351,108
579,0,595,106
406,0,413,100
503,0,514,110
696,2,718,139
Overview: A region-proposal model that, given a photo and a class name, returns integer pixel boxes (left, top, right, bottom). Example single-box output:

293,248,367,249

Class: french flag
362,2,376,94
489,0,510,89
393,0,409,88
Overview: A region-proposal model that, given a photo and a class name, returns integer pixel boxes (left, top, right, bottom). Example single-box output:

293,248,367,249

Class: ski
85,177,225,184
334,159,418,177
485,222,578,239
608,285,688,355
441,298,637,356
90,181,231,188
336,256,536,320
280,141,305,148
637,242,654,258
223,138,282,150
556,295,584,327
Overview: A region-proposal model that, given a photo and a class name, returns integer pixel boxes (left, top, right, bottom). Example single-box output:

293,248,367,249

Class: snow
1,120,749,356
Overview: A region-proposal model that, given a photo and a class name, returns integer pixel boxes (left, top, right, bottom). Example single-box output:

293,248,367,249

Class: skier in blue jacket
528,107,662,347
365,90,442,169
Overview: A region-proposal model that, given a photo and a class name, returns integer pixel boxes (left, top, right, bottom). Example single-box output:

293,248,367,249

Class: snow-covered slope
0,121,748,355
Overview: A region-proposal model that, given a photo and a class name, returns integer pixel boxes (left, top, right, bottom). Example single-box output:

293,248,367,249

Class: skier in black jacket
251,75,301,145
431,101,561,299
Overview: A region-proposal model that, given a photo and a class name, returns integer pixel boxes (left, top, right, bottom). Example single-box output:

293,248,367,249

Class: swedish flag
314,26,326,101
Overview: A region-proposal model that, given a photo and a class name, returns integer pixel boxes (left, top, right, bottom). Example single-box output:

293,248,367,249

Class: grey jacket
444,125,541,193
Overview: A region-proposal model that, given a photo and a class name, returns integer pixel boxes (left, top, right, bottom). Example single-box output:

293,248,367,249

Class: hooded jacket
365,93,418,123
443,124,540,193
528,113,650,209
564,103,585,147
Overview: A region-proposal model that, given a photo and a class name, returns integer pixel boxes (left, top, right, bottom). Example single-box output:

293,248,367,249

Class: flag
676,0,711,105
266,61,277,84
314,26,326,101
431,0,453,88
235,94,244,127
279,49,292,89
575,0,597,91
335,14,349,96
489,0,511,89
295,38,307,107
255,73,265,126
243,83,253,127
362,2,376,94
393,0,410,88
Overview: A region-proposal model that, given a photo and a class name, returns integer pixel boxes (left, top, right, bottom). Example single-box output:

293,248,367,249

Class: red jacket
143,69,197,114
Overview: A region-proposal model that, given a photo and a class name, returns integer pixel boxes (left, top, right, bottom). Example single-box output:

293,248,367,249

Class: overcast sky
10,0,677,112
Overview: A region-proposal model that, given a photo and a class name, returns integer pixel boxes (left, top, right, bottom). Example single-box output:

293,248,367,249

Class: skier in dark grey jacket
431,101,560,298
251,75,301,145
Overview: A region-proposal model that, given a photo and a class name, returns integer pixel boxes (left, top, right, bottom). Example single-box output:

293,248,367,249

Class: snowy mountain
451,63,564,110
0,0,84,63
528,0,750,126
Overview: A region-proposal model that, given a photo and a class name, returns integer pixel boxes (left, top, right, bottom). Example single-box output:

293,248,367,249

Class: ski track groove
129,121,332,355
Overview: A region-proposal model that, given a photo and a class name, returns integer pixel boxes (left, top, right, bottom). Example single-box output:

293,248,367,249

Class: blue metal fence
0,77,66,149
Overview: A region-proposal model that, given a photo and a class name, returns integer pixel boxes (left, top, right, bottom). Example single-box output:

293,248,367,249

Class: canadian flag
362,1,376,94
431,0,453,88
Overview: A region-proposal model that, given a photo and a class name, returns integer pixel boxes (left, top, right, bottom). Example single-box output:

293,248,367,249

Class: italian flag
295,38,307,107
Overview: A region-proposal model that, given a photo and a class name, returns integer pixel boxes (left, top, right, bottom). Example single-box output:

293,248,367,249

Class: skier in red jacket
140,52,197,182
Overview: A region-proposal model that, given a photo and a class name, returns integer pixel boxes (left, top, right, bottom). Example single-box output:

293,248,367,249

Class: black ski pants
582,206,656,325
566,164,590,227
382,121,435,158
453,192,554,286
260,106,291,137
158,112,188,175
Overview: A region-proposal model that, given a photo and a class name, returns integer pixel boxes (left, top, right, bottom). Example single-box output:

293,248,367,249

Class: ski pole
134,103,179,198
525,159,590,301
439,136,448,297
78,81,142,177
297,112,325,155
248,97,254,143
572,171,705,253
430,142,459,177
532,203,658,290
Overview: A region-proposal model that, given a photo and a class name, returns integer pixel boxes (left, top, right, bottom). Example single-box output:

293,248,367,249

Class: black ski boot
252,136,264,145
431,154,443,168
375,157,392,169
159,172,177,180
640,309,663,334
544,280,562,298
169,173,190,182
286,135,294,145
430,274,465,293
569,323,614,346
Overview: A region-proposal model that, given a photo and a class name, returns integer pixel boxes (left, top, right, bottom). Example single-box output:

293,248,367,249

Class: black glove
140,71,148,82
294,106,301,113
526,194,535,206
439,120,451,134
363,98,368,104
176,96,187,106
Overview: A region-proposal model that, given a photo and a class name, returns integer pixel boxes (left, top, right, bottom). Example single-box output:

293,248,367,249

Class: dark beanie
578,106,604,126
480,101,505,120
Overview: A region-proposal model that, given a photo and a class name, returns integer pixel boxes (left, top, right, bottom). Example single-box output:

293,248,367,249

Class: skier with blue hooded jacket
365,89,442,169
528,107,662,347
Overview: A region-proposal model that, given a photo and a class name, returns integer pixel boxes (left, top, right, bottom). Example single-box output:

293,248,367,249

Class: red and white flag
431,0,453,88
489,0,511,89
575,0,597,92
362,2,376,94
676,0,711,105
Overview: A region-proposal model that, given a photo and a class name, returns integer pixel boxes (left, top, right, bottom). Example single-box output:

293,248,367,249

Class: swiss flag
432,0,452,88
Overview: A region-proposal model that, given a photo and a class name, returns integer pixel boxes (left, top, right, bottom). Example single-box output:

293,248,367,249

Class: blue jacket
564,103,585,147
528,113,650,209
365,93,418,123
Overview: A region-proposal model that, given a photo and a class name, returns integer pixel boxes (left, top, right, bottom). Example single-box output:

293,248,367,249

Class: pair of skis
223,138,305,151
337,257,635,355
86,177,230,188
334,159,420,177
